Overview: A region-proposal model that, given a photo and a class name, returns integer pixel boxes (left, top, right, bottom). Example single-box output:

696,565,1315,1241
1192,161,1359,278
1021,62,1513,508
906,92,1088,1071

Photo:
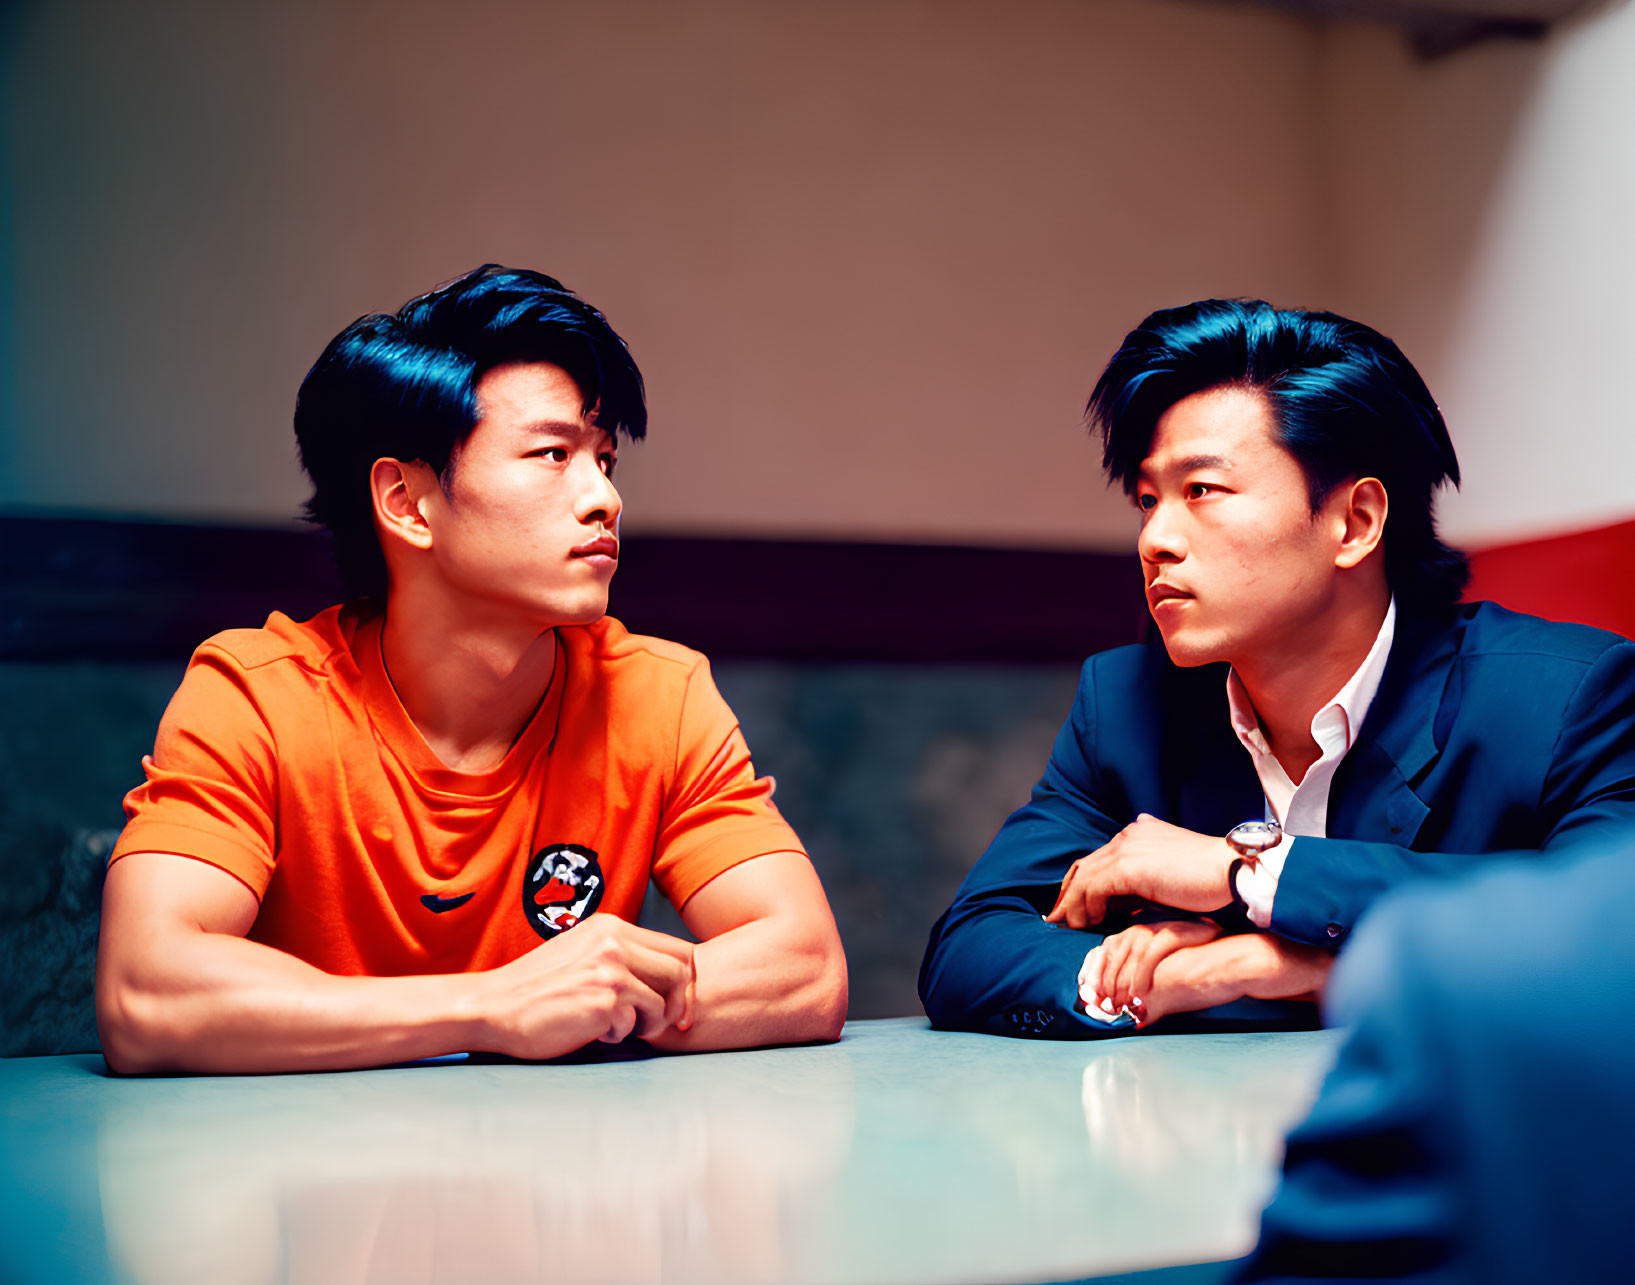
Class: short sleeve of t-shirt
650,658,806,910
110,642,281,898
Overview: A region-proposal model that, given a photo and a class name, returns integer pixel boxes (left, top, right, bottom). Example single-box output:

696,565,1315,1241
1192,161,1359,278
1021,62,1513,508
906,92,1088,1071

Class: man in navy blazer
919,300,1635,1038
1241,837,1635,1281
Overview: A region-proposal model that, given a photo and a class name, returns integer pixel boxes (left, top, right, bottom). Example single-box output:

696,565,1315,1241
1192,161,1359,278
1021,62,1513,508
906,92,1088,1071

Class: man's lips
571,536,619,561
1146,583,1192,608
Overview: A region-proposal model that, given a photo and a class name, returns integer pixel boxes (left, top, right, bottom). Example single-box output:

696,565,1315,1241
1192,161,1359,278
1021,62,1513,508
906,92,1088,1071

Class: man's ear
369,458,438,554
1334,477,1388,570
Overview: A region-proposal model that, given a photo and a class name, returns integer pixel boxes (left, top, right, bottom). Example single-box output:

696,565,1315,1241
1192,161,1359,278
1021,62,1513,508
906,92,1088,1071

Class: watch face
1228,819,1282,855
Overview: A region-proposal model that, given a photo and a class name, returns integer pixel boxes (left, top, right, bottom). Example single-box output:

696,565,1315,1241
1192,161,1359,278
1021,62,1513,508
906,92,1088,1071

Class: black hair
1088,298,1467,612
294,265,646,601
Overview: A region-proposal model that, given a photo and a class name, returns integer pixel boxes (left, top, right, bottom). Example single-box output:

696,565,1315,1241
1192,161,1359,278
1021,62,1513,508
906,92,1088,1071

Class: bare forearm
97,929,489,1074
98,853,705,1073
1142,932,1333,1023
1147,939,1258,1013
647,915,847,1053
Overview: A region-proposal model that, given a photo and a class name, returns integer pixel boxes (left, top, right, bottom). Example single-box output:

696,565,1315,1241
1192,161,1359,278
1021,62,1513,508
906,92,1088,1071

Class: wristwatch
1225,818,1283,916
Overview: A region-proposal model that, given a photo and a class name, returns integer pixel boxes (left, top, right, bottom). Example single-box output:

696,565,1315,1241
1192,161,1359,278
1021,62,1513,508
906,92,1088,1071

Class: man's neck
379,590,559,773
1232,591,1391,785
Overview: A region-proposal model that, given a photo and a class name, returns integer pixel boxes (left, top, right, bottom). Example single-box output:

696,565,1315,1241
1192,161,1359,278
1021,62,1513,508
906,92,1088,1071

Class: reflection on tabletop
8,1020,1343,1285
1079,1038,1331,1245
95,1048,855,1285
836,1031,1334,1281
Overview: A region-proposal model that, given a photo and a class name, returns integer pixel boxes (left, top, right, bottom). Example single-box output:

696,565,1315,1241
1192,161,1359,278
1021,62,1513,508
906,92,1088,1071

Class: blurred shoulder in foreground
1242,835,1635,1283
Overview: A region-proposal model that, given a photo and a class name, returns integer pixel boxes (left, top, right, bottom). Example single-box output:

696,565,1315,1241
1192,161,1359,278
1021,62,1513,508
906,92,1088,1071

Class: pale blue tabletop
0,1018,1338,1285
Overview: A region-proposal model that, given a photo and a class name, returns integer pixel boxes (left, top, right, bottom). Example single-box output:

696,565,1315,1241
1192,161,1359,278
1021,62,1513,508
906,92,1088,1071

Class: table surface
0,1018,1338,1285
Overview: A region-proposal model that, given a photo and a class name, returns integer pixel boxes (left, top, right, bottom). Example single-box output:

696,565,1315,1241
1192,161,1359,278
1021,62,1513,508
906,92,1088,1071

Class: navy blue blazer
1241,838,1635,1282
918,602,1635,1039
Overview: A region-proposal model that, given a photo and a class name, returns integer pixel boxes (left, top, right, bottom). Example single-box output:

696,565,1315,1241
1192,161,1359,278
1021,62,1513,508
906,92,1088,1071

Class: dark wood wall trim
1,516,1147,663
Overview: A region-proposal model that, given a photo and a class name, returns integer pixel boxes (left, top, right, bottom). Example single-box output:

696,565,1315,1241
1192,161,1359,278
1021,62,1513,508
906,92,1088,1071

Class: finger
1106,939,1137,1009
1112,932,1154,1009
1096,935,1122,1002
1065,882,1091,931
678,951,697,1031
1131,938,1167,1003
613,920,697,962
599,1001,640,1044
663,947,697,1033
622,974,672,1041
1081,945,1122,1020
620,936,694,1000
1050,866,1085,928
1047,861,1082,920
1101,929,1146,1006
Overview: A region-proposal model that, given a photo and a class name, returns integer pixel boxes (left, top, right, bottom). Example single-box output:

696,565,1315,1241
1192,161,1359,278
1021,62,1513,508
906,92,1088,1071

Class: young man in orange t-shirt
96,265,847,1073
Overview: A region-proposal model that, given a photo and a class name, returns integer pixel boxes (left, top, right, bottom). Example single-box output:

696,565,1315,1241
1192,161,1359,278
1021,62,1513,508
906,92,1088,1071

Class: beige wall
2,0,1324,549
4,0,1631,551
1321,2,1635,546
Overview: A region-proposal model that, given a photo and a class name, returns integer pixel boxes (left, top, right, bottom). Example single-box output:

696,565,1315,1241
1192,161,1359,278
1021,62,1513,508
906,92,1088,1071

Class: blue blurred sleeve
1242,841,1635,1283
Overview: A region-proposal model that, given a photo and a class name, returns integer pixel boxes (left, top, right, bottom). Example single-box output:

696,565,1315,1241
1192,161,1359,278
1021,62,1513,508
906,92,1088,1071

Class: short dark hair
294,265,647,601
1087,298,1467,613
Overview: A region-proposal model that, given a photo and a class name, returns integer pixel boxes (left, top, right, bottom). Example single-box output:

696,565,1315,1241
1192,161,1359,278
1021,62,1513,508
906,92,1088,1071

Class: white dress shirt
1226,598,1396,926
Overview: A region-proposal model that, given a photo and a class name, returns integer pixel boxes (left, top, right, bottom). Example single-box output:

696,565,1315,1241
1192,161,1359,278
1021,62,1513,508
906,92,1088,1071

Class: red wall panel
1465,517,1635,640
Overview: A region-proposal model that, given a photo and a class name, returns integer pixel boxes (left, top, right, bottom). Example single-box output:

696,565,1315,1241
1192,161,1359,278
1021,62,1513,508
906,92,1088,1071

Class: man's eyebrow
1140,453,1233,477
520,420,613,444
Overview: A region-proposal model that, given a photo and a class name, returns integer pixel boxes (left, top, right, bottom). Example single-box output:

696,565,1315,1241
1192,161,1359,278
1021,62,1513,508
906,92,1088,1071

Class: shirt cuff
1234,835,1291,929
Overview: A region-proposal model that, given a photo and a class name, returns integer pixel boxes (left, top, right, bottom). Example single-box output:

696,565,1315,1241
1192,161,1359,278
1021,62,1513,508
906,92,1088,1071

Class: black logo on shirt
420,891,476,913
523,843,605,939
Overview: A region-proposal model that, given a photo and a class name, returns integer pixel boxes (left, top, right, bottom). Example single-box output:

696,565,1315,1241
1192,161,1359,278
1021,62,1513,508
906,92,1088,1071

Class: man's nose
1137,502,1184,565
576,460,621,526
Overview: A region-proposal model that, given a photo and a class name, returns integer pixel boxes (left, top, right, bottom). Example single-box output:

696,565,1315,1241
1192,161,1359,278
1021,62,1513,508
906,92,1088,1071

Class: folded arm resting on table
1083,917,1331,1026
1046,815,1325,1023
921,631,1635,1037
97,849,845,1074
921,807,1329,1035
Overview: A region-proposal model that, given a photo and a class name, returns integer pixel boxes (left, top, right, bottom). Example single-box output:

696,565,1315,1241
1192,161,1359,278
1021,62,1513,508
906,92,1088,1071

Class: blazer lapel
1328,609,1464,848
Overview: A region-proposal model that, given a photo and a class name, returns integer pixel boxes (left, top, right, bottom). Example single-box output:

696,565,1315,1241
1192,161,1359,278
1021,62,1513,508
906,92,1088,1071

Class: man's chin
513,587,609,631
1155,628,1225,669
549,600,609,628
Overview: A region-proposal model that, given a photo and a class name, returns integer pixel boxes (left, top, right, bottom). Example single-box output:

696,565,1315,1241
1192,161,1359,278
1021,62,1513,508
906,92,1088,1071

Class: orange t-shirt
110,607,805,976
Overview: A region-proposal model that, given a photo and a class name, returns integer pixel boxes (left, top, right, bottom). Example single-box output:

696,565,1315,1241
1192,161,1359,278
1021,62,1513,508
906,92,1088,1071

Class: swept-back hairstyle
1087,298,1467,613
294,264,647,601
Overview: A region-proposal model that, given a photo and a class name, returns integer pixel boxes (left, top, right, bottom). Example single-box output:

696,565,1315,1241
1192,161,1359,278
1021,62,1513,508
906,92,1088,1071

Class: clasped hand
1046,813,1233,930
481,915,697,1060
